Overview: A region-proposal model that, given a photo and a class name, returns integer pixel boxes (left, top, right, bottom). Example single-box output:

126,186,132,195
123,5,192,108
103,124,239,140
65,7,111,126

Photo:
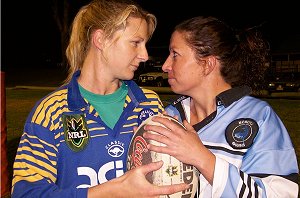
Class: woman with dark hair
144,16,299,197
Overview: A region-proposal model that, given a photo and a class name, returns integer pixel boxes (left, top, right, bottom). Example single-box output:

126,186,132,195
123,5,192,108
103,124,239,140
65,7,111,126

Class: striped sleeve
11,89,87,198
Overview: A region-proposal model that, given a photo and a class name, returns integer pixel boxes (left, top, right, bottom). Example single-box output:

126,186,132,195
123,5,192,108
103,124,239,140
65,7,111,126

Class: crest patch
225,118,258,149
137,109,155,125
63,114,90,152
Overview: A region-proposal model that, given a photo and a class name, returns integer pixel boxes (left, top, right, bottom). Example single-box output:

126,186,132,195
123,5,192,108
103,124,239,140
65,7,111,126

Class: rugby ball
126,114,198,198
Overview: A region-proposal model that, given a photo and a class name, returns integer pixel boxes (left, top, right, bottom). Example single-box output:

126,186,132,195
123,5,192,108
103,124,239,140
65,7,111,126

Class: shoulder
165,95,188,118
242,96,271,110
124,80,160,99
238,96,284,126
140,87,160,98
35,86,68,108
140,87,159,94
28,86,69,121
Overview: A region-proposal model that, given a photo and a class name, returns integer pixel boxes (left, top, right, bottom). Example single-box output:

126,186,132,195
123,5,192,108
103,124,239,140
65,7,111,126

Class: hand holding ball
126,114,198,198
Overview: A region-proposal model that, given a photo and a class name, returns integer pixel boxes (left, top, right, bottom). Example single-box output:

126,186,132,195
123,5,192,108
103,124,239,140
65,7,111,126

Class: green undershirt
79,82,128,129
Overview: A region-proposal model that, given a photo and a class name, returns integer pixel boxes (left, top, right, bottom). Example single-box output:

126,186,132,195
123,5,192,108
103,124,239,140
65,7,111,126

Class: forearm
193,148,216,185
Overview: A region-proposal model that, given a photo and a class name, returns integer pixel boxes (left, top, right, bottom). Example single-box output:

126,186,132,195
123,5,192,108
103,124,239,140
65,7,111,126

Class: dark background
2,0,300,71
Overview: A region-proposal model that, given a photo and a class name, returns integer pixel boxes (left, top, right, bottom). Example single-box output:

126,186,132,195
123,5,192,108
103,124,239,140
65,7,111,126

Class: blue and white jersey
12,70,164,198
166,86,299,198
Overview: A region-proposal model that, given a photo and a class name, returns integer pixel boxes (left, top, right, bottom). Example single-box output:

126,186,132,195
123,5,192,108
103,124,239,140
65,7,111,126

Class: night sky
2,0,300,70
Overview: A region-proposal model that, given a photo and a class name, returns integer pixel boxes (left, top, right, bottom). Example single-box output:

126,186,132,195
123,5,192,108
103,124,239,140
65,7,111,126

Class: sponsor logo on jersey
105,141,125,157
172,95,187,105
63,114,90,152
225,118,258,149
138,108,155,125
77,160,124,188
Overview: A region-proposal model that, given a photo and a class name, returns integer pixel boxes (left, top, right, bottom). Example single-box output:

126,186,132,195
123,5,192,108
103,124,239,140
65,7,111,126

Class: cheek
107,48,133,67
107,41,133,60
176,64,201,82
173,65,190,82
173,62,190,75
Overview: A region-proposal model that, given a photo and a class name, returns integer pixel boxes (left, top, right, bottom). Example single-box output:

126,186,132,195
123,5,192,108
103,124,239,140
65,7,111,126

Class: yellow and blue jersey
11,70,164,197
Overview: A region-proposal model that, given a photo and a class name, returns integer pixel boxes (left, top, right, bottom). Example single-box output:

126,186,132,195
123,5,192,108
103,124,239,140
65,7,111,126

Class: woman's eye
172,51,178,58
131,40,141,46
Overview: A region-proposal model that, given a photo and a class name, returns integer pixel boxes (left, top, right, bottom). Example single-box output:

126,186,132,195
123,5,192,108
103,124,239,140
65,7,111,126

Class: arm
143,115,299,197
12,95,89,198
11,123,84,198
12,118,188,198
88,161,189,198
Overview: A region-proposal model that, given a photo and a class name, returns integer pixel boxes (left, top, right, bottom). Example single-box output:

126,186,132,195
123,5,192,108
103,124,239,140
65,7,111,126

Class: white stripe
202,140,247,153
182,97,191,122
212,157,229,197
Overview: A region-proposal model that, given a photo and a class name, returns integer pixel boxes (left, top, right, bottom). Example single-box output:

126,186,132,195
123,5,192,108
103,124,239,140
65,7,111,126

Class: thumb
183,120,195,132
133,126,138,134
141,161,164,175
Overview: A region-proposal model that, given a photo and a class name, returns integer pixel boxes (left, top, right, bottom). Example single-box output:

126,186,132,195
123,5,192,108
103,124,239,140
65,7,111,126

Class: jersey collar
67,70,148,111
216,85,252,107
170,85,251,110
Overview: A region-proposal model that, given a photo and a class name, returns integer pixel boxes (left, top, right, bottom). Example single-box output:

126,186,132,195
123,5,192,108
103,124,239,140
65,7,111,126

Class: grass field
3,88,300,196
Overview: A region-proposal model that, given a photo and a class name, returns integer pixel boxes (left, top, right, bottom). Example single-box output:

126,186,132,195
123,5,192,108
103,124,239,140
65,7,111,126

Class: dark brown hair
175,16,270,91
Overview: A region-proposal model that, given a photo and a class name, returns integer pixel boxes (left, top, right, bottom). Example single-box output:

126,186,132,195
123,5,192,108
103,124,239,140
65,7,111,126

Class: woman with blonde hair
11,0,188,197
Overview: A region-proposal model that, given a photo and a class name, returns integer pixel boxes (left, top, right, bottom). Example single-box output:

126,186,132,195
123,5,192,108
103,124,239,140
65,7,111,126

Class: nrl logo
62,114,90,152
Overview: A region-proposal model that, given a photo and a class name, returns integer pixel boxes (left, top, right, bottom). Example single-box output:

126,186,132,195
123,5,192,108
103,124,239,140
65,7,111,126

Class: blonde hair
65,0,157,83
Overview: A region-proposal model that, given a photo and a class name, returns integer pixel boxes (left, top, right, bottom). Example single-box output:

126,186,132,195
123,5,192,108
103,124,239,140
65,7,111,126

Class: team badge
62,114,90,152
225,118,258,149
137,108,155,125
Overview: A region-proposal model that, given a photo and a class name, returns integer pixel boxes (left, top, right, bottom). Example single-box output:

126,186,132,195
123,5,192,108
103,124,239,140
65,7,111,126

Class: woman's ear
204,56,216,75
92,29,105,50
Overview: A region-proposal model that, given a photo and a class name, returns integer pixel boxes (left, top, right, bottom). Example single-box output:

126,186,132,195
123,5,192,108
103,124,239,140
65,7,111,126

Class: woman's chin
123,72,134,80
168,79,176,86
168,81,182,94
